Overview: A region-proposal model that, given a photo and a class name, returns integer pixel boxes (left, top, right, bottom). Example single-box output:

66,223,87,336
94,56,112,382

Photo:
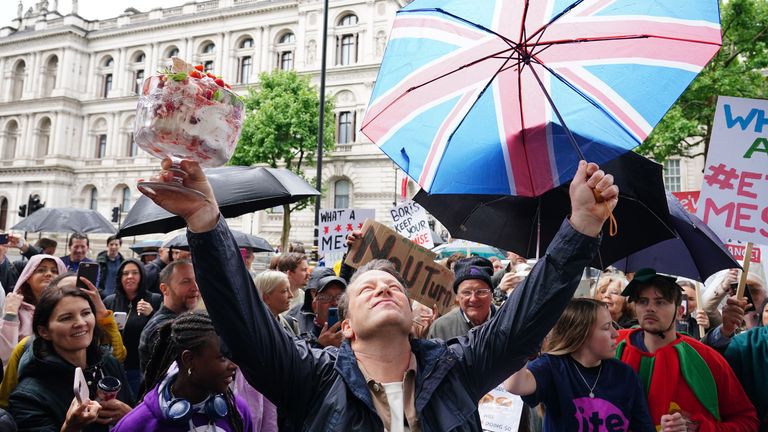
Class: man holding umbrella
140,158,617,430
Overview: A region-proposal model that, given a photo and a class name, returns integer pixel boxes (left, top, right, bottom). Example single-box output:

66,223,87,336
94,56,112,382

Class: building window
102,74,112,98
97,134,107,158
103,57,114,67
36,118,51,158
279,51,293,71
43,56,58,97
121,187,131,211
334,179,350,208
89,188,98,211
202,42,215,54
12,60,26,101
128,133,137,157
663,159,681,192
337,111,355,144
279,33,296,44
3,120,18,160
339,14,358,26
134,70,145,94
204,61,214,73
337,34,358,65
167,47,179,58
238,56,252,83
134,52,145,63
240,38,254,49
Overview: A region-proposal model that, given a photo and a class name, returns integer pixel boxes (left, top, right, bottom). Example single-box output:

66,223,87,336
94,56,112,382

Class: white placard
478,386,524,432
390,200,434,249
697,96,768,245
318,208,375,254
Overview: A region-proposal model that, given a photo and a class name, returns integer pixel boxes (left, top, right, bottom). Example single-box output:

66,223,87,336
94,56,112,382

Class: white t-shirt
382,382,410,432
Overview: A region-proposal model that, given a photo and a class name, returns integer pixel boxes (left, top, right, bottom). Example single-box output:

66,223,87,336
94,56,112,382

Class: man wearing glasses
295,275,347,348
428,257,496,340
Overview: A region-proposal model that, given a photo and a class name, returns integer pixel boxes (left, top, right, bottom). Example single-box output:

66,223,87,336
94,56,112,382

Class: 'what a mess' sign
345,219,454,315
698,96,768,245
318,208,375,255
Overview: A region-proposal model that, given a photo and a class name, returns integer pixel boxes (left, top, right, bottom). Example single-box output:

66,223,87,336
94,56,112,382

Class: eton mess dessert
133,57,244,167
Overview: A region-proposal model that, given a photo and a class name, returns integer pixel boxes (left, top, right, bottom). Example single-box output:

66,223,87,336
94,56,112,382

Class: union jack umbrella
362,0,722,196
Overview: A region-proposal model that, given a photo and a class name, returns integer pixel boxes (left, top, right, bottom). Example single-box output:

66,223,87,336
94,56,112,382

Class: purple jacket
113,382,253,431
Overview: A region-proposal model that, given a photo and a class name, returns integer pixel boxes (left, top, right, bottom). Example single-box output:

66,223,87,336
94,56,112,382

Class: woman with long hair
104,258,161,396
504,298,653,431
0,254,67,364
114,311,253,431
9,277,133,431
594,275,636,328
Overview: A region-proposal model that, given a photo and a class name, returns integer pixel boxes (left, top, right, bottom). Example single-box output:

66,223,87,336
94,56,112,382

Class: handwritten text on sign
345,219,455,315
318,208,375,254
697,96,768,245
390,200,434,249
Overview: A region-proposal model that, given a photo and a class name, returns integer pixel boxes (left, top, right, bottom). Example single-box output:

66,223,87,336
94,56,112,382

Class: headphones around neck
158,370,228,424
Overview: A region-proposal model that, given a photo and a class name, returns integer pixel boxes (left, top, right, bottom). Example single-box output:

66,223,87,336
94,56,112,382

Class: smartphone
731,283,756,312
327,307,339,328
73,367,89,404
0,234,8,245
76,262,99,289
681,294,689,318
113,312,127,330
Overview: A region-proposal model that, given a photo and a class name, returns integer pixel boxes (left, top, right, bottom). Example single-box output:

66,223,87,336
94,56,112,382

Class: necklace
571,358,602,398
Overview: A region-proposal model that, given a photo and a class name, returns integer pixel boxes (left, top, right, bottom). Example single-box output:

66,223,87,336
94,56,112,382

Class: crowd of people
0,158,764,431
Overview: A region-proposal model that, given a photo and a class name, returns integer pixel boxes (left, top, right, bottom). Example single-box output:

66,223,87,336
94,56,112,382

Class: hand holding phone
0,233,8,245
74,367,89,404
76,262,99,290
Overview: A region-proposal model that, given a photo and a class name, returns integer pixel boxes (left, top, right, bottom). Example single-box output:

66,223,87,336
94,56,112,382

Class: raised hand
568,160,619,237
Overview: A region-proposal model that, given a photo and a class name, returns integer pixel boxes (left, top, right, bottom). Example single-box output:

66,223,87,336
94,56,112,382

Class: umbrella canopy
363,0,721,196
612,193,740,281
164,230,272,253
432,240,505,259
415,152,675,268
11,207,116,234
118,166,319,237
129,239,163,254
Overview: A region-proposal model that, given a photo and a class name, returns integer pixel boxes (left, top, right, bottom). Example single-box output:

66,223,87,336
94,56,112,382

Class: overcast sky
1,0,189,28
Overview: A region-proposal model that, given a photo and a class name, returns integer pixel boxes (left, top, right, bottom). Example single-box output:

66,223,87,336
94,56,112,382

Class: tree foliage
231,70,335,250
637,0,768,161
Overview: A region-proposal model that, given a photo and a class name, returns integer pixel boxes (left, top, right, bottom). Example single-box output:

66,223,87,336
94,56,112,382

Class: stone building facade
0,0,415,248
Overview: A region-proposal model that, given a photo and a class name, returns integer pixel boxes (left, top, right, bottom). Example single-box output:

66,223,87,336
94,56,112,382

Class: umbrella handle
593,190,618,237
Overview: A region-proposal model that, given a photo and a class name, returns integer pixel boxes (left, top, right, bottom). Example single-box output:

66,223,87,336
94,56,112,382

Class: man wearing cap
287,267,346,349
615,268,758,431
428,256,497,340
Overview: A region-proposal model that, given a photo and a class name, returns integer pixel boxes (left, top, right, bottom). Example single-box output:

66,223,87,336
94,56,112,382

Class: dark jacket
0,409,15,432
427,306,497,341
0,258,19,295
104,259,162,371
9,338,133,431
188,217,599,431
138,305,178,374
97,250,125,294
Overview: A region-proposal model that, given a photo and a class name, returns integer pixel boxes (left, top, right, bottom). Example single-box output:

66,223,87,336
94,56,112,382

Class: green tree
231,70,335,251
637,0,768,161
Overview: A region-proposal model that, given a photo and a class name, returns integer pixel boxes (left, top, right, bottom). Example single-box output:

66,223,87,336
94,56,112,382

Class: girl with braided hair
114,311,252,431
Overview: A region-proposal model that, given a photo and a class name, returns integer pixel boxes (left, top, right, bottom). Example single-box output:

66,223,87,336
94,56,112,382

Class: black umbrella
11,207,116,234
118,166,319,237
129,239,163,254
612,193,740,281
415,152,676,268
163,229,272,253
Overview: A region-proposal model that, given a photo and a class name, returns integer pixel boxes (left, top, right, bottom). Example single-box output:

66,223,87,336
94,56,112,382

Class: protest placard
390,200,434,249
345,219,455,315
672,191,700,214
318,208,375,255
697,96,768,245
478,386,524,432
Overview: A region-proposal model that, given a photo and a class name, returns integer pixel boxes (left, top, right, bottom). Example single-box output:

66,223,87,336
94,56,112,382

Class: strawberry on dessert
133,57,244,167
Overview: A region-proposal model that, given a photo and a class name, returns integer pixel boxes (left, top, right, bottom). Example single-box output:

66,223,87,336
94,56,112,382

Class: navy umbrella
164,229,272,253
11,207,116,234
118,166,319,237
612,193,740,281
